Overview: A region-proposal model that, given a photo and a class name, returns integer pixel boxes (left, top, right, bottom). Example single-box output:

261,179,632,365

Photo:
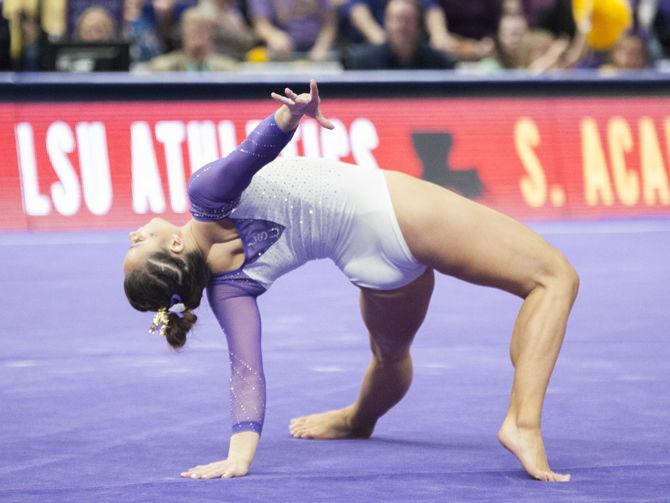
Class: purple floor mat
1,219,669,502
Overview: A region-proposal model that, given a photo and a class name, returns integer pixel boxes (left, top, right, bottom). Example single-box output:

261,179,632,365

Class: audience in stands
602,31,651,70
515,0,575,37
478,10,528,70
493,0,580,72
631,0,670,59
508,0,576,72
75,5,117,41
342,0,454,69
426,0,500,60
342,0,390,44
66,0,123,46
0,0,667,72
342,0,433,44
248,0,337,60
148,5,236,70
0,10,9,70
3,0,67,69
200,0,255,60
123,0,166,62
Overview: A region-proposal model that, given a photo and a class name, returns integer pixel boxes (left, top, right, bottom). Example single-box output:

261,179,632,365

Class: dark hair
386,0,423,19
124,249,210,349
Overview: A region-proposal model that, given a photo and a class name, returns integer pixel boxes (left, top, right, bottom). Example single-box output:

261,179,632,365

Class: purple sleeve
248,0,273,20
207,281,267,435
188,114,296,221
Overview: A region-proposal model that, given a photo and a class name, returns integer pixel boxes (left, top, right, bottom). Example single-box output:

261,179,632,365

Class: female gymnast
123,80,578,482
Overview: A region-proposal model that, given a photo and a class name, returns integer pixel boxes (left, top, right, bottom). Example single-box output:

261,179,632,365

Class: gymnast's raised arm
188,80,334,220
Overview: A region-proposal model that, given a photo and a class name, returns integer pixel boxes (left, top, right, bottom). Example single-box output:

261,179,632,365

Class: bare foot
289,406,375,439
497,417,571,482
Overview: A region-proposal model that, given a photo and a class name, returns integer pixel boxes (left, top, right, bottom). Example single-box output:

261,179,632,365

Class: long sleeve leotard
187,113,424,436
189,115,295,435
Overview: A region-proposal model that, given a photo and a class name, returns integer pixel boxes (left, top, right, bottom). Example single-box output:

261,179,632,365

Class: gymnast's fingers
271,92,295,106
222,467,247,479
285,87,300,101
180,464,204,476
316,113,335,130
198,468,223,479
310,79,319,100
190,468,217,479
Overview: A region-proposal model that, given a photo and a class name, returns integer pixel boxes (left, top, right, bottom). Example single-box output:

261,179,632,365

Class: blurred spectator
3,0,67,69
75,5,117,41
343,0,455,69
120,0,196,56
343,0,392,44
602,31,651,70
151,0,179,50
248,0,337,61
0,6,9,69
16,5,41,69
506,0,575,37
631,0,670,60
478,11,528,70
650,1,670,58
431,0,500,39
123,0,165,63
149,6,236,70
426,0,500,61
342,0,431,44
520,28,570,71
38,5,129,72
554,0,631,69
67,0,123,38
478,3,615,73
502,0,602,71
151,0,198,52
200,0,255,60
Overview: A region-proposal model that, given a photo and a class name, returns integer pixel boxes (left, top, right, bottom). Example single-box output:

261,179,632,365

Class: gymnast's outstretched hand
181,431,259,480
272,79,335,131
180,457,249,479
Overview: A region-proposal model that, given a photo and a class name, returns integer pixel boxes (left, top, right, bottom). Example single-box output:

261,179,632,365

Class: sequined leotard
189,115,425,435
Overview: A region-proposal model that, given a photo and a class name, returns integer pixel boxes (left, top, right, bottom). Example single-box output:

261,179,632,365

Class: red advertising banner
1,97,669,230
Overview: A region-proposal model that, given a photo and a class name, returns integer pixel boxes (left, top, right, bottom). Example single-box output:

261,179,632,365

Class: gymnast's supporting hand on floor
123,80,578,482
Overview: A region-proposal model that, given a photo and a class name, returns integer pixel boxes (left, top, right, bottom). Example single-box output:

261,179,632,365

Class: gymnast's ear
168,233,185,254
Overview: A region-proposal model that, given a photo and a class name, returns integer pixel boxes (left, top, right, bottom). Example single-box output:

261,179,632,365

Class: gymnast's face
123,218,180,273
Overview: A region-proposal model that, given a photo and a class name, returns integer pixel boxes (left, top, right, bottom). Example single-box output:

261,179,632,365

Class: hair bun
165,311,198,349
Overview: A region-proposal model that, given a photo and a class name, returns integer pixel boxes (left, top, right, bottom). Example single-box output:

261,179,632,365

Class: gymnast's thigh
384,171,567,299
359,268,434,360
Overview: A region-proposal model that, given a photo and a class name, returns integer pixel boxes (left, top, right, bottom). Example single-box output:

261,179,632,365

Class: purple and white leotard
188,115,425,435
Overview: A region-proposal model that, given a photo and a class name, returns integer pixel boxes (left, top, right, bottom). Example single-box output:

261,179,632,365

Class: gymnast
123,80,578,482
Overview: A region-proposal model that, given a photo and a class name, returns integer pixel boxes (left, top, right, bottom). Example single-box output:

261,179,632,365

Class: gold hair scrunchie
149,309,170,337
148,294,187,337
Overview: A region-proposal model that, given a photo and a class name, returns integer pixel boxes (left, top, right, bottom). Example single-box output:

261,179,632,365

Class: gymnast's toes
531,470,570,482
497,418,571,483
548,471,571,483
289,424,308,438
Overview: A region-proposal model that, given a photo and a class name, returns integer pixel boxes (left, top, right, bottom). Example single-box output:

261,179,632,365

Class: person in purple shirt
427,0,501,60
248,0,337,60
123,81,579,482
